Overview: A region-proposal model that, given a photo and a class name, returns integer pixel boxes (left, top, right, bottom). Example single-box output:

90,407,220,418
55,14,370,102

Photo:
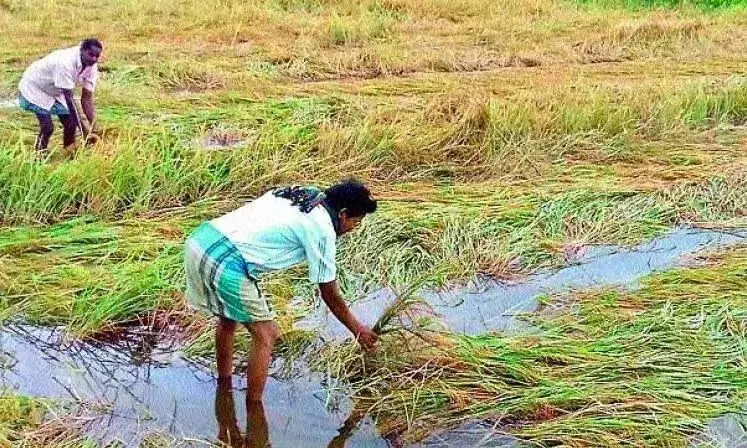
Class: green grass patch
3,171,747,335
2,79,746,224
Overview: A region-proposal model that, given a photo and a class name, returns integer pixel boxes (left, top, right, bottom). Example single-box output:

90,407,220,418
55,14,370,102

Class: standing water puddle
308,227,747,338
0,98,18,109
0,325,389,447
425,226,747,334
2,227,746,447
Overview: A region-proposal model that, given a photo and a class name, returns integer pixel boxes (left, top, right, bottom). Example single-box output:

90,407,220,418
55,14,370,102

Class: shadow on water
2,227,746,447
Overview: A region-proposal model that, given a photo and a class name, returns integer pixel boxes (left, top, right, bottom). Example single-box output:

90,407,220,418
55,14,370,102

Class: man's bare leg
34,113,53,153
216,317,238,380
245,320,280,402
59,113,77,148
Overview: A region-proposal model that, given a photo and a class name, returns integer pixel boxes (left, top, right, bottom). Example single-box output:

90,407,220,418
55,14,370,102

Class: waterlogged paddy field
1,0,747,446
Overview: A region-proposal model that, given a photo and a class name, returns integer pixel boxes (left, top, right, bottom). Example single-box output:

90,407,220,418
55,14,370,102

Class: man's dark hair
324,179,377,217
81,38,103,51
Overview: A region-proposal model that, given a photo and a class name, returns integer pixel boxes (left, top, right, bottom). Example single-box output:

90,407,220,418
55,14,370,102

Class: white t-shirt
211,192,338,284
19,45,99,110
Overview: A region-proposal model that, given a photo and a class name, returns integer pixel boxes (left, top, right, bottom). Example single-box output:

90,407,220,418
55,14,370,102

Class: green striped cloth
184,222,275,323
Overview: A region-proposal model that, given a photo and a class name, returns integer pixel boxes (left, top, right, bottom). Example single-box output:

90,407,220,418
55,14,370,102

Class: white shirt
19,45,98,110
211,192,338,284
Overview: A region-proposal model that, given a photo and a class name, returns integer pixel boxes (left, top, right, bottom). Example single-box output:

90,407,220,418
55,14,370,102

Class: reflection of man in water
215,380,268,447
214,382,365,447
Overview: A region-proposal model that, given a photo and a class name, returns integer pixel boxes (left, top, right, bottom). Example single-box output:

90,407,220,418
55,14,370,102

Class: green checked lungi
184,222,275,323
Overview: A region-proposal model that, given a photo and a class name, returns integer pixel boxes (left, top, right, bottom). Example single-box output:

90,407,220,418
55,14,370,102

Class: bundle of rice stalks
312,271,447,391
371,276,431,336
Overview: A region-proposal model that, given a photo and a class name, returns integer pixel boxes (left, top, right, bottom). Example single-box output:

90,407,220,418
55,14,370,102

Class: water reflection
214,380,369,448
0,325,389,447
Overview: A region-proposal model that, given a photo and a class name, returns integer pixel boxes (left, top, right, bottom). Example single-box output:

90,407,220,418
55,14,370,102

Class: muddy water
2,227,746,447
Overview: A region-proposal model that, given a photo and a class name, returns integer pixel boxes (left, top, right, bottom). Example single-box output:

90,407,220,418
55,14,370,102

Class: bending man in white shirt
18,38,102,155
185,179,380,402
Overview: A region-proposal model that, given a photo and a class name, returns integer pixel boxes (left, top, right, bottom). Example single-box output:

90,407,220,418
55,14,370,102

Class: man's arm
80,88,97,133
318,281,378,351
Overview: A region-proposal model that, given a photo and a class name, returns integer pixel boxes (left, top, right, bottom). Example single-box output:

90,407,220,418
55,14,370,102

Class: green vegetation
1,79,746,224
4,171,747,339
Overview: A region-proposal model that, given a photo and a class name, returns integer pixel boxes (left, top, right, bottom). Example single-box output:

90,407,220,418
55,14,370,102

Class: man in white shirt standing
18,38,102,156
185,180,380,403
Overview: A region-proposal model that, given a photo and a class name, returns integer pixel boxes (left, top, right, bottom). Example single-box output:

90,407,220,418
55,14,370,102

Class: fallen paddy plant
371,272,438,336
0,392,96,448
1,78,746,224
313,246,747,446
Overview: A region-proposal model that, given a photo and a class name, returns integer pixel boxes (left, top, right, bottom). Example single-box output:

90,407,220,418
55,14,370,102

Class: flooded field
309,227,747,336
0,326,386,447
2,227,745,447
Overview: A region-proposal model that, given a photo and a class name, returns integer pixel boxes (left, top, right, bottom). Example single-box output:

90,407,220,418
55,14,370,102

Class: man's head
80,38,103,67
324,179,377,235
